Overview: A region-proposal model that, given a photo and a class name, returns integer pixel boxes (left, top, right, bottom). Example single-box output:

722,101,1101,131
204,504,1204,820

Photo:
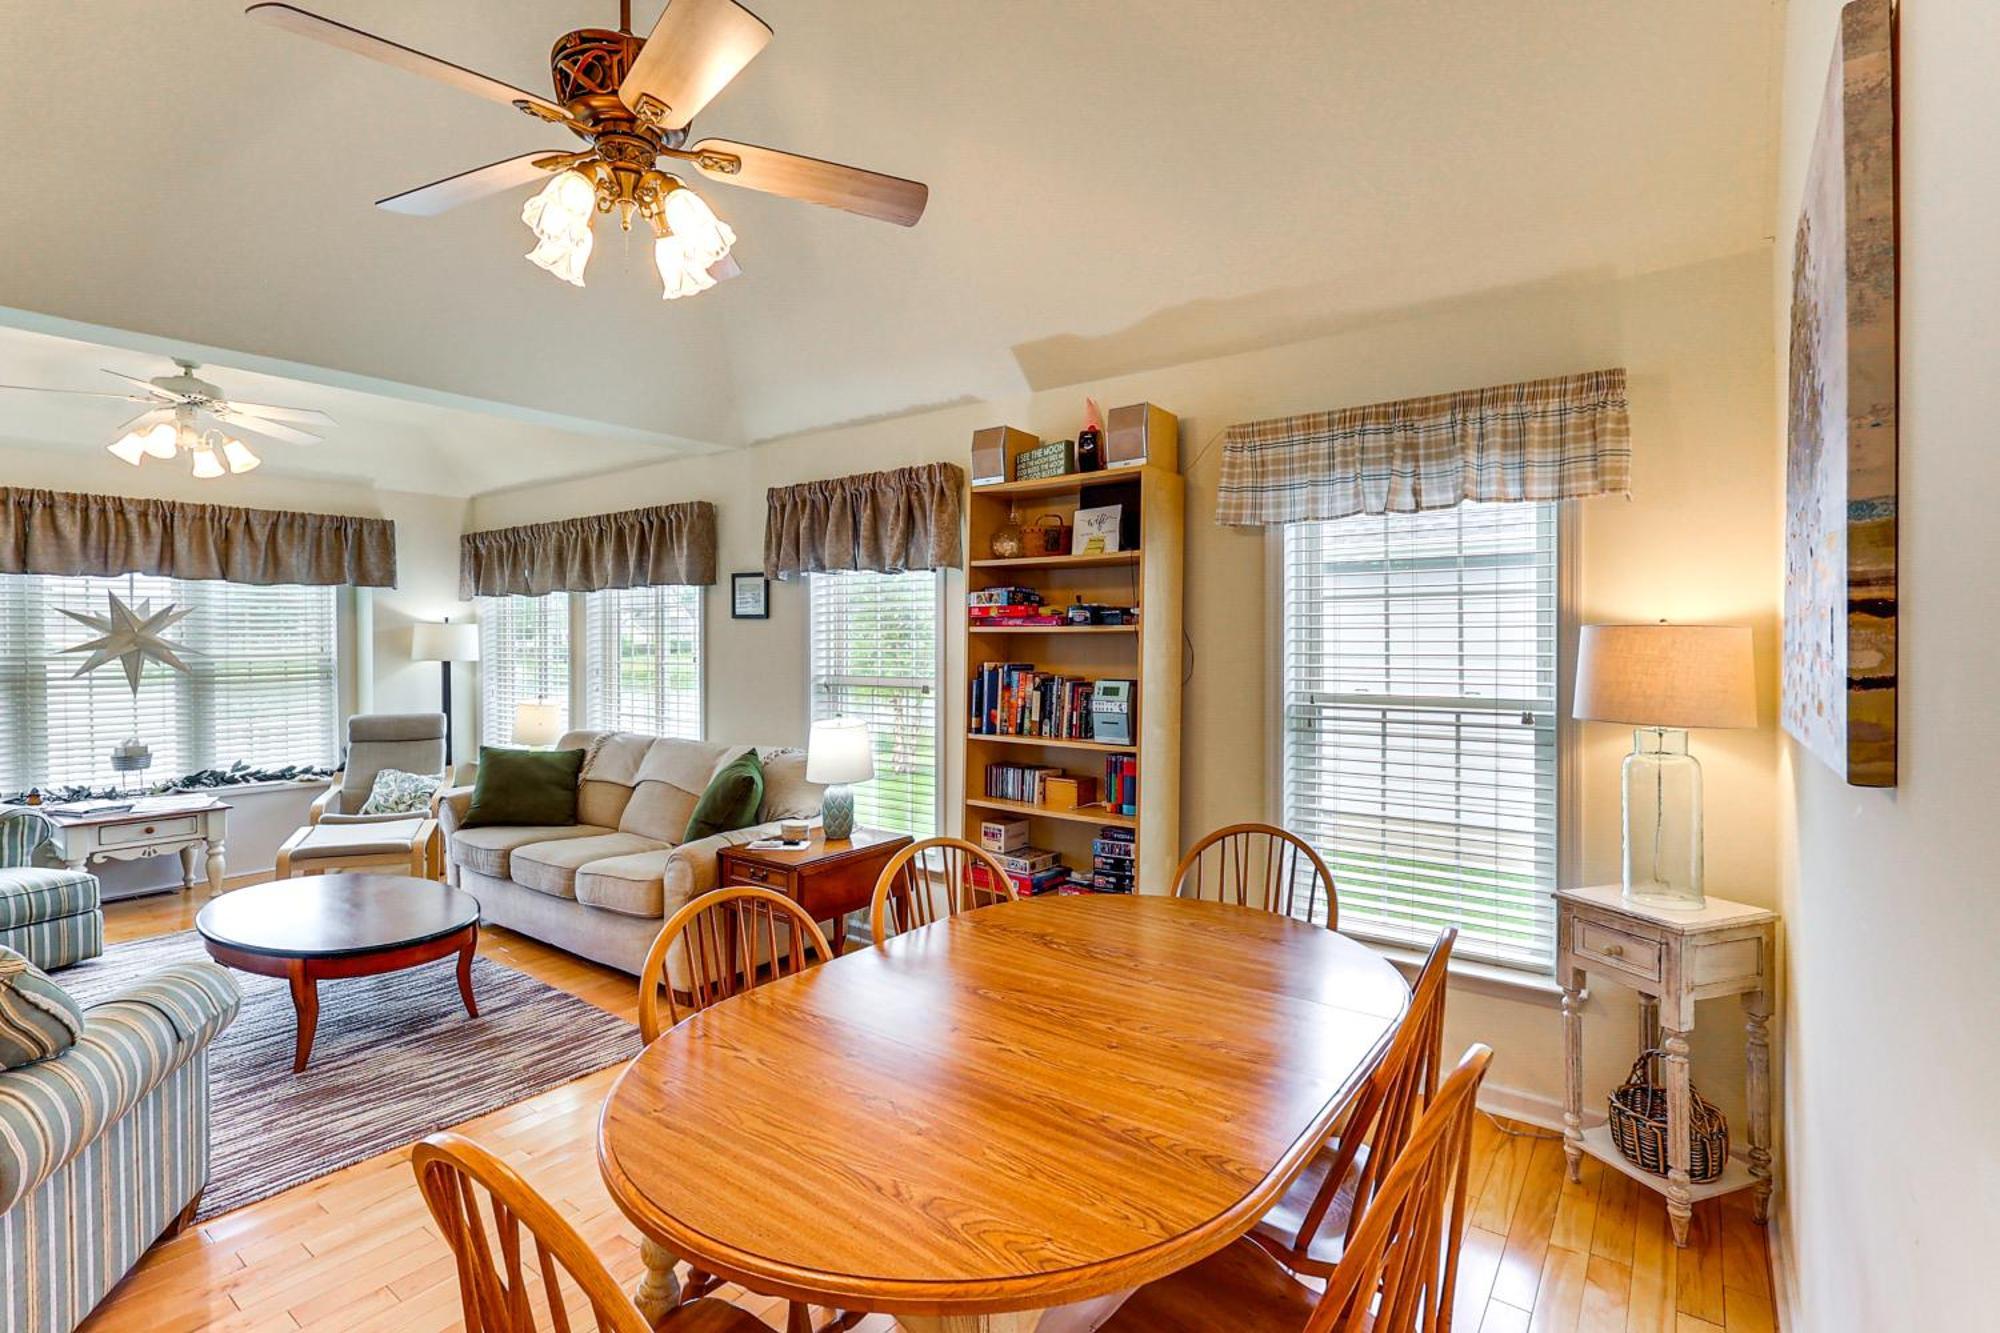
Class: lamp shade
806,717,875,785
1574,624,1757,730
412,621,480,662
512,701,563,748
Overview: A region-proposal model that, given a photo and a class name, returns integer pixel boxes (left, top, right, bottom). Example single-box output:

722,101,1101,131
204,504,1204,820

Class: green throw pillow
463,747,585,828
0,945,84,1070
684,749,765,843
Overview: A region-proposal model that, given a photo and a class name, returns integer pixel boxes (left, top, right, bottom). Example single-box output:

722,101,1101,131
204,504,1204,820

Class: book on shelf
983,762,1064,804
1103,755,1138,815
971,663,1100,740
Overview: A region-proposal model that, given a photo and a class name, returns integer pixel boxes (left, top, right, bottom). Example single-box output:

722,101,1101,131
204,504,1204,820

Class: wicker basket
1607,1049,1729,1183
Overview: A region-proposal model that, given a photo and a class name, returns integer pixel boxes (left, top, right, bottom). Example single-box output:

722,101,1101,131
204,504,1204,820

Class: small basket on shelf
1026,514,1072,556
1607,1049,1729,1183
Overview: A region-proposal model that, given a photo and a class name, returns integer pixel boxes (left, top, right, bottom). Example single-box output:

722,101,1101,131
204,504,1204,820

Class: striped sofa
0,961,240,1332
0,812,103,971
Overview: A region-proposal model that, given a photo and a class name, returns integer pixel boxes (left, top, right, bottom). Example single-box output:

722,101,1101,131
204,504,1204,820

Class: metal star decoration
58,592,197,693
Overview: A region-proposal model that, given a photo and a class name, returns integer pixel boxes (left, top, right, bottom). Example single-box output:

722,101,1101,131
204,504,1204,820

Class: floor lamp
412,620,479,766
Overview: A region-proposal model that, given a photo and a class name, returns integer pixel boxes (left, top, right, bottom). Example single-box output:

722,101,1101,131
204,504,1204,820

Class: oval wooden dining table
598,892,1410,1333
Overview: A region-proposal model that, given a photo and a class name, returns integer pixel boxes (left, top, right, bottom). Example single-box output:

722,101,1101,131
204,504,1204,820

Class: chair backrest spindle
639,886,833,1044
1171,823,1339,928
869,837,1017,942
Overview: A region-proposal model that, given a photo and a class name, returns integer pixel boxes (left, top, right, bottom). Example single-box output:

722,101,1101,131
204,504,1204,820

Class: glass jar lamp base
1621,727,1705,910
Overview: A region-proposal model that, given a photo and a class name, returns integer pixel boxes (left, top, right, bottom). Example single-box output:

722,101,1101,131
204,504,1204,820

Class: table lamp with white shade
512,701,563,749
807,717,874,842
411,619,479,764
1573,623,1757,910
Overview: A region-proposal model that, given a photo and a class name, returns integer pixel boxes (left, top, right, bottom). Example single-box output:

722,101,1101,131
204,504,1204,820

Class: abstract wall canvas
1783,0,1897,787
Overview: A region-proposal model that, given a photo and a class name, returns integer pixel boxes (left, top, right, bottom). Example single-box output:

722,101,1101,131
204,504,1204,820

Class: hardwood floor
80,888,1776,1332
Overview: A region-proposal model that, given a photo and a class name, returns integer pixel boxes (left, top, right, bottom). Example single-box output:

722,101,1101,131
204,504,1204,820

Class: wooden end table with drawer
715,827,912,958
20,795,229,894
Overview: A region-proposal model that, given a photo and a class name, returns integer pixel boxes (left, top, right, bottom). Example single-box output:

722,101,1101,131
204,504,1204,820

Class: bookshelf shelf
965,796,1137,829
963,460,1182,894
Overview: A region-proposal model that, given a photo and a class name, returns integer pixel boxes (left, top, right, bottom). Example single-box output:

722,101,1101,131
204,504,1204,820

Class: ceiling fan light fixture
221,436,262,474
189,442,226,480
106,433,150,466
141,420,181,460
522,169,598,286
660,183,735,269
654,233,720,300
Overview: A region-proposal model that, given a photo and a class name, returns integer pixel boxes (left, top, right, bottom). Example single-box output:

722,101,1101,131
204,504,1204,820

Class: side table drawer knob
1604,943,1623,957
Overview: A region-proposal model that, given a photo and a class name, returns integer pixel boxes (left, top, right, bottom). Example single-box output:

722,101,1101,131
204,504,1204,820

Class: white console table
28,797,229,894
1556,884,1778,1248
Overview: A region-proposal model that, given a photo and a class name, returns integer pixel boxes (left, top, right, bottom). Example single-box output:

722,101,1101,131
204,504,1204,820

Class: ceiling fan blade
0,384,157,403
377,151,568,217
685,139,928,226
110,407,174,435
619,0,772,132
216,410,322,446
101,370,183,400
216,400,337,426
246,3,574,123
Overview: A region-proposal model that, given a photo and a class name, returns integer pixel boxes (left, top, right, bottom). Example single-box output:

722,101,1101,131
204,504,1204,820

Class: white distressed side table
30,796,230,894
1555,884,1778,1247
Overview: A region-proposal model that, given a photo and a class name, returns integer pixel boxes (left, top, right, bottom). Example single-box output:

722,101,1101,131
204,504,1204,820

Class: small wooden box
972,426,1039,486
1106,403,1177,470
1042,775,1099,811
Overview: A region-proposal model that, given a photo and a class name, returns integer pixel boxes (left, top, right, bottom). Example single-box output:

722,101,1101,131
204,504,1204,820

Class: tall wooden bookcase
962,464,1183,893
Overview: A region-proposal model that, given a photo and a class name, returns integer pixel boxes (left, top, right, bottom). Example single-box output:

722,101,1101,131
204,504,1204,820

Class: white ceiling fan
0,360,335,478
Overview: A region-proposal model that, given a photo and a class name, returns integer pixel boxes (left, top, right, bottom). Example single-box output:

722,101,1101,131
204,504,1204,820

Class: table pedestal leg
287,961,319,1075
897,1314,1042,1333
1744,988,1773,1223
1560,965,1586,1183
635,1239,683,1328
1662,1026,1693,1247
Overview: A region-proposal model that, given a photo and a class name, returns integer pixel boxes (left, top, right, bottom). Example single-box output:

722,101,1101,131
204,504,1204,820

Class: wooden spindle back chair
639,886,833,1044
869,836,1017,942
1171,823,1339,928
1302,1044,1492,1333
1250,927,1457,1276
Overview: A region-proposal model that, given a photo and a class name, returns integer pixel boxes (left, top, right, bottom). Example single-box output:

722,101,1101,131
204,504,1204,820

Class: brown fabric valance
1216,367,1632,526
0,486,396,586
763,462,965,580
459,501,717,597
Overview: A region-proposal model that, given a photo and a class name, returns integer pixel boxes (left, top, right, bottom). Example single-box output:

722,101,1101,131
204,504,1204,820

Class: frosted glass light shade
522,170,597,286
221,437,261,474
662,185,735,267
512,701,562,748
1574,624,1756,730
654,234,720,300
106,433,149,465
807,718,875,785
189,445,225,479
412,621,480,662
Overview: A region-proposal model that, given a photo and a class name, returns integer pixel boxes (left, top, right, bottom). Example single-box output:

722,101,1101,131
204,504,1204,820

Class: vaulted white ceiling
0,0,1779,490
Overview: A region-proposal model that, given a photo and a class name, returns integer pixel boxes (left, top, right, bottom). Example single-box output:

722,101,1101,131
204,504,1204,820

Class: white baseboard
1478,1080,1569,1131
1767,1204,1799,1331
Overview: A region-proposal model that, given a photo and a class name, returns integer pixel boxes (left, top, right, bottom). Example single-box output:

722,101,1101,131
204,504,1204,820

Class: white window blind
585,585,703,739
808,570,941,838
1279,502,1560,971
477,593,570,747
0,573,337,794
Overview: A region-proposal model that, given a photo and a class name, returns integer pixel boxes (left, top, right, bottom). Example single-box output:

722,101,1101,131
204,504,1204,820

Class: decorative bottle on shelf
1075,398,1105,472
989,506,1026,558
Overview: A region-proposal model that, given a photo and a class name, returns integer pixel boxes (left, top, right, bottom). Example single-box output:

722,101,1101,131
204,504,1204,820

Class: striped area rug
57,930,640,1221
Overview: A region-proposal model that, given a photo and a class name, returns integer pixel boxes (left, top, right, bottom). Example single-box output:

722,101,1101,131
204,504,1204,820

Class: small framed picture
1072,504,1124,555
731,572,770,619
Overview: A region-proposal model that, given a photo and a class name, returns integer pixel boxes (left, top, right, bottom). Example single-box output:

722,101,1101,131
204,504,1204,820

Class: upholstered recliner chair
309,713,449,825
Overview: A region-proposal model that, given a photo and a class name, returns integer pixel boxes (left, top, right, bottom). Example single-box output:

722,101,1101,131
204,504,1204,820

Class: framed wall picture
731,572,770,620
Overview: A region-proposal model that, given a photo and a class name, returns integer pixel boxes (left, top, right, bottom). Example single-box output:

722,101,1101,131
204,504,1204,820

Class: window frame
583,583,707,741
804,568,948,839
1264,501,1580,979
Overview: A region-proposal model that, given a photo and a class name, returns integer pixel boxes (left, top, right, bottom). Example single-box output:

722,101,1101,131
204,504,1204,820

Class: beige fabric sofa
436,730,823,978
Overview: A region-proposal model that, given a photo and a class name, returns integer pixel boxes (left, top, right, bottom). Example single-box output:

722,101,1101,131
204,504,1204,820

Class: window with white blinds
476,593,570,747
1279,502,1561,971
808,570,941,838
585,585,703,739
0,573,338,794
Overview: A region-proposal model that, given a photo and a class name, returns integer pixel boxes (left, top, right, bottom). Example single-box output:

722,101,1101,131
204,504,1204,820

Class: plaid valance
764,462,964,580
1216,368,1632,526
460,501,716,597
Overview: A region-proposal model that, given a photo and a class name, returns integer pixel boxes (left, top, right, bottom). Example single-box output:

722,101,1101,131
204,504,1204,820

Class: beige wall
1772,3,2000,1327
474,247,1781,1117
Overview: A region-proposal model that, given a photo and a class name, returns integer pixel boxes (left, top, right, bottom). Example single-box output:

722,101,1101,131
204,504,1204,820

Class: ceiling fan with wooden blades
0,360,336,478
247,0,930,300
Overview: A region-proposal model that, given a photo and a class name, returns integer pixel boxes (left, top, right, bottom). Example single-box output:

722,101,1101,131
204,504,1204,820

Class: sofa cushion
0,869,100,931
619,781,700,844
450,824,612,879
577,779,634,829
574,848,677,919
288,818,430,860
618,739,738,841
464,747,585,828
686,749,764,842
512,833,670,901
756,746,823,822
571,730,656,786
0,945,83,1070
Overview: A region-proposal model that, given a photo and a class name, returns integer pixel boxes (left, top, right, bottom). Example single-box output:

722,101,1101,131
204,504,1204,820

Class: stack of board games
1091,826,1136,893
967,587,1064,628
977,817,1029,852
971,663,1099,739
969,845,1070,897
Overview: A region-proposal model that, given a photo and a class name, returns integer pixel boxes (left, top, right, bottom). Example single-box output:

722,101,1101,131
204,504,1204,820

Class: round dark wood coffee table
196,873,482,1073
